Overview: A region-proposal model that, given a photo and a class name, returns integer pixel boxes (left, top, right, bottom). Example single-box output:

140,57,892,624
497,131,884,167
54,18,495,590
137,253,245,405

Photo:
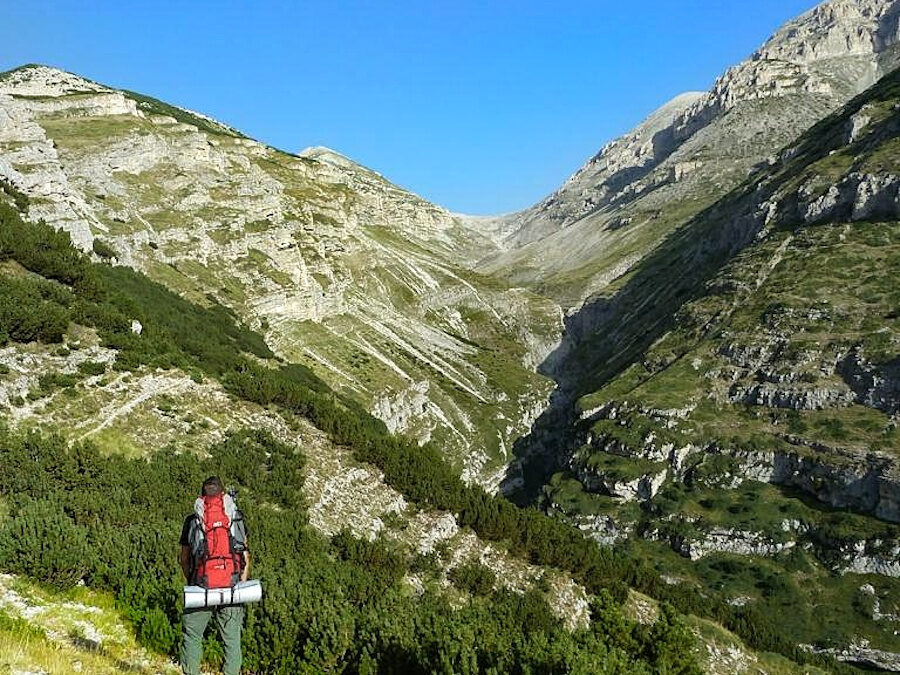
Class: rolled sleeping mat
184,580,263,609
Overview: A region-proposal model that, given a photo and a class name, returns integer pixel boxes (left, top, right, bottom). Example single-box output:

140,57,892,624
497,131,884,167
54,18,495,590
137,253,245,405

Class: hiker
179,476,250,675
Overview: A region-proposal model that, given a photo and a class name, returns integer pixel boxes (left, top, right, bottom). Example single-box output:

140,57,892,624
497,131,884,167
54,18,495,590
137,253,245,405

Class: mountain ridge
479,0,900,307
509,53,900,671
0,62,562,490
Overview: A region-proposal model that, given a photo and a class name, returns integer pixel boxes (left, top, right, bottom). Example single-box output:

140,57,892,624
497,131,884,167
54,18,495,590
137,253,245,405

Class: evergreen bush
0,498,95,590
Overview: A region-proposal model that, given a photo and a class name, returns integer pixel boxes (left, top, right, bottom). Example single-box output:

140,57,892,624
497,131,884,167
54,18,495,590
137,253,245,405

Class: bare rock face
852,172,900,219
372,381,433,440
488,91,705,247
573,459,668,502
729,382,857,410
839,540,900,576
692,0,900,115
722,448,900,523
673,528,796,561
803,642,900,671
562,512,632,546
840,347,900,414
759,0,900,61
847,106,875,141
0,66,107,96
0,66,146,251
798,170,900,223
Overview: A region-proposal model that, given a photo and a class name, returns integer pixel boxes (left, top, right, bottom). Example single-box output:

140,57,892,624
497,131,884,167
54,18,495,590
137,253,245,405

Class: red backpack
194,494,242,589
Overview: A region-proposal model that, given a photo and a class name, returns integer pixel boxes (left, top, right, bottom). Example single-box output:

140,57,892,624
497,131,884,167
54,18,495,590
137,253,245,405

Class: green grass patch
580,449,667,483
544,472,642,519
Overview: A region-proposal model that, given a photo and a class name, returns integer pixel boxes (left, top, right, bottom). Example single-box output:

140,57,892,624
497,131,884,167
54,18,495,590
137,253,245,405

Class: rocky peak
676,0,900,129
687,0,900,118
756,0,900,62
583,92,706,172
299,145,363,169
0,64,110,97
486,91,705,248
495,0,900,253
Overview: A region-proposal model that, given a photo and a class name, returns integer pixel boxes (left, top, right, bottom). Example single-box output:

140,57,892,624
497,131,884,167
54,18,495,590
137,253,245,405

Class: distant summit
0,64,110,96
481,0,900,305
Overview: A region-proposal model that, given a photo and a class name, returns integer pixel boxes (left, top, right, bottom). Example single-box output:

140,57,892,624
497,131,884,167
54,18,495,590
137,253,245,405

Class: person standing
179,476,250,675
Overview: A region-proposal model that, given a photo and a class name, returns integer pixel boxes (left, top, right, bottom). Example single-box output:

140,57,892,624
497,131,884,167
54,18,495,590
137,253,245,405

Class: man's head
201,476,224,497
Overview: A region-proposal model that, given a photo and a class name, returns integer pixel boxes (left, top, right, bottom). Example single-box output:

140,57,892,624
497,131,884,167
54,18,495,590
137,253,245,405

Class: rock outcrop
671,528,795,561
839,540,900,576
802,642,900,671
840,347,900,415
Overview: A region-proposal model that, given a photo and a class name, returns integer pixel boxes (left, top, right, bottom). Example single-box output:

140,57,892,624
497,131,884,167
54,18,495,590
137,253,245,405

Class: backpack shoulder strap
230,509,248,552
187,512,203,534
186,513,206,557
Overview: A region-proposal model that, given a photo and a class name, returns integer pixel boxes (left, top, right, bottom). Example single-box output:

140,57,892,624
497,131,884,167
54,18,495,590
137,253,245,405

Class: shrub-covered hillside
0,181,718,673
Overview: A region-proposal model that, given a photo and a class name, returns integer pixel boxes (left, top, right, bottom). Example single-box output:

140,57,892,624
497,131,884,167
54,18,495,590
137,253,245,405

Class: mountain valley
1,0,900,672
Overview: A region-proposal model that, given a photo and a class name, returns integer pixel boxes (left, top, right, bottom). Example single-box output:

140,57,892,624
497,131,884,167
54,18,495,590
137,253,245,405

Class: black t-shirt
179,515,195,547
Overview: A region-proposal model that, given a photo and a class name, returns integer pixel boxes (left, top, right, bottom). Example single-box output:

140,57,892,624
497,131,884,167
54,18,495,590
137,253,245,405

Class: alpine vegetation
0,191,700,673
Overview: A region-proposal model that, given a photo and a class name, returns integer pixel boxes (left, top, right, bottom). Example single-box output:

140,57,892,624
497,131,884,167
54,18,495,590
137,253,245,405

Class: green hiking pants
180,604,244,675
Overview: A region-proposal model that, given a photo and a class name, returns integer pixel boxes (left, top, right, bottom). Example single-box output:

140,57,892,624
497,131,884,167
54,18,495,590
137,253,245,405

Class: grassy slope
0,574,178,674
575,218,898,460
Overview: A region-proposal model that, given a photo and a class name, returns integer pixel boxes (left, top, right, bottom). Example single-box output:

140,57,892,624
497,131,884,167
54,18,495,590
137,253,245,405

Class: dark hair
201,476,224,496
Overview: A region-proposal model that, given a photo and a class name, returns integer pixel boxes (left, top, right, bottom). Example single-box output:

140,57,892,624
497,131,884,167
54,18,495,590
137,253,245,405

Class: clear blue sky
2,1,817,214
